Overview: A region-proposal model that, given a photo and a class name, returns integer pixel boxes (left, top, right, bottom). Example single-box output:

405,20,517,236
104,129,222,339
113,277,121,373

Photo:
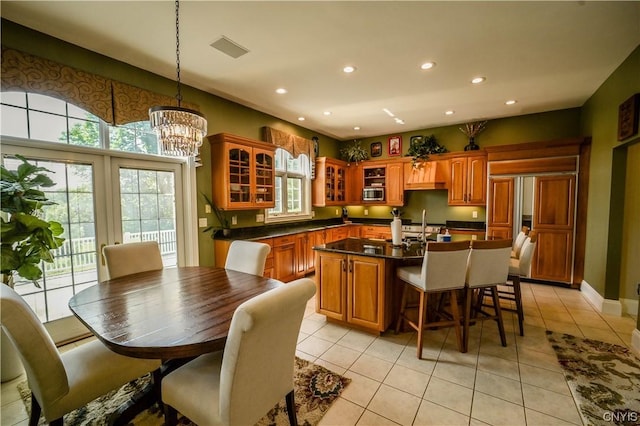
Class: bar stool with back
395,241,471,358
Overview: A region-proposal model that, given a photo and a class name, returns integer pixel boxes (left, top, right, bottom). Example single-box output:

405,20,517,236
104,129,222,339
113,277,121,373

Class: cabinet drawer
273,235,295,247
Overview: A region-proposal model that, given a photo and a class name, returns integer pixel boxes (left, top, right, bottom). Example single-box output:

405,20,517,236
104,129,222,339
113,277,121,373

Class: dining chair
463,239,512,353
102,241,163,279
511,225,530,259
224,240,271,276
0,285,161,426
161,277,316,426
394,241,470,358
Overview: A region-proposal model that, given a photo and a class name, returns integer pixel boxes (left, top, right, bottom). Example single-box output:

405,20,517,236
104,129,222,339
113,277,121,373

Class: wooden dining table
68,266,283,360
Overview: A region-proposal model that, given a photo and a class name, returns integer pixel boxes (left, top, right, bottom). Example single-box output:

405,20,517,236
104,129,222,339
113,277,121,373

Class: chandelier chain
174,0,182,106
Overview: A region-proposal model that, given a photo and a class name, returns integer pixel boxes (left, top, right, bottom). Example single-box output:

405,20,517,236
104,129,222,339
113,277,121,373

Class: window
266,148,311,222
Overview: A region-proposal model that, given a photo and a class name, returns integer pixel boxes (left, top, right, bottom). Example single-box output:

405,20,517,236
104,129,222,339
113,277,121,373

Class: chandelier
149,0,207,157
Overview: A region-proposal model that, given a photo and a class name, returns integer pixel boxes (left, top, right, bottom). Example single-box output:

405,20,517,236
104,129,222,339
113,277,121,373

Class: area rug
546,331,640,426
18,356,350,426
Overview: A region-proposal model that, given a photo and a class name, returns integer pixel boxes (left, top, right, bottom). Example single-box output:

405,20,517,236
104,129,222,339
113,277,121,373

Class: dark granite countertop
313,238,425,259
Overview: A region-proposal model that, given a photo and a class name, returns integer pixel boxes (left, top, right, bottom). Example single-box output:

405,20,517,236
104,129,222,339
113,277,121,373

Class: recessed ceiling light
323,111,332,116
275,88,287,94
343,65,356,73
445,110,455,115
420,62,436,70
353,126,361,131
383,108,395,117
471,76,486,84
505,100,517,105
298,117,305,121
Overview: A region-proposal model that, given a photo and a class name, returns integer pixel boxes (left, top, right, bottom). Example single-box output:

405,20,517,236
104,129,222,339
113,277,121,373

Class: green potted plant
407,134,447,167
201,193,231,238
1,155,65,381
340,140,369,164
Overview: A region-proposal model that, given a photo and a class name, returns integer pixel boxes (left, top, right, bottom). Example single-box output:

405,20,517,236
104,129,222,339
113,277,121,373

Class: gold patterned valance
263,126,315,160
1,47,113,123
1,47,200,126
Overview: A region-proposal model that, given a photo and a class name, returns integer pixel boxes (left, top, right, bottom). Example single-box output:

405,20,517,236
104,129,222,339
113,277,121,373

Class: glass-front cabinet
313,157,348,206
209,133,275,210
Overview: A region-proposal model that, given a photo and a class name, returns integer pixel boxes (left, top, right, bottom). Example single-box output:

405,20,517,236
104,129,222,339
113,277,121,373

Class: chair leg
463,286,473,353
164,404,178,426
416,291,427,359
395,283,408,334
490,287,507,347
286,389,298,426
29,394,41,426
448,290,464,353
512,275,525,336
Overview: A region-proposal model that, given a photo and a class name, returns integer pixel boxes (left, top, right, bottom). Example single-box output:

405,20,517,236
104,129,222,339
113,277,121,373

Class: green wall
580,44,640,302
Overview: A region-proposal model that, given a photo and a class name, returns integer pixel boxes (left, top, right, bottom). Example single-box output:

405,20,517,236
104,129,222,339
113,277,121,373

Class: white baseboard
580,280,622,315
621,297,639,318
632,329,640,357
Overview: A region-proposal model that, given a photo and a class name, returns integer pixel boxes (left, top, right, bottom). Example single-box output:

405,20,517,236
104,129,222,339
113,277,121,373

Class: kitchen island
313,238,425,333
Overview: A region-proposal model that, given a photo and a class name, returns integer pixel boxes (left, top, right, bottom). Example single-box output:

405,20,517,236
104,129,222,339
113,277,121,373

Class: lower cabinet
315,251,393,332
273,235,297,282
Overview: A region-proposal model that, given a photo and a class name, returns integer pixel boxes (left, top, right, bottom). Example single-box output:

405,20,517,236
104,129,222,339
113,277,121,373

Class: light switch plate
198,217,208,228
472,210,478,218
256,213,265,222
204,204,212,214
231,215,238,225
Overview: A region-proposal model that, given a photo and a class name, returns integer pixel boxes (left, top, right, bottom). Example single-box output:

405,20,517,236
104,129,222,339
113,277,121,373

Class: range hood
404,159,449,190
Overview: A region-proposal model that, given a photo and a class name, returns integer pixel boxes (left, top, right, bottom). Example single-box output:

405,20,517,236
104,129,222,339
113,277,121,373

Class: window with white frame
266,148,311,222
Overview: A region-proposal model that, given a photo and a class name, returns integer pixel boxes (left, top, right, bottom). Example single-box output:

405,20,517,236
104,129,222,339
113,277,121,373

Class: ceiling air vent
210,36,249,59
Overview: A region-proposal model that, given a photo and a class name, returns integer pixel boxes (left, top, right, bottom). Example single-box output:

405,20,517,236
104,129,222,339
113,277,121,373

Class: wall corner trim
632,329,640,358
580,280,623,316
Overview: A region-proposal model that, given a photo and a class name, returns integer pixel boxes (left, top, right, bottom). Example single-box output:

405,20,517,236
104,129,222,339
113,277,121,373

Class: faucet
421,209,427,243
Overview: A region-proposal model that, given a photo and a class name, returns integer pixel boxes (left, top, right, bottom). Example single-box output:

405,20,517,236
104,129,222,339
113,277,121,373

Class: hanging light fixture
149,0,207,157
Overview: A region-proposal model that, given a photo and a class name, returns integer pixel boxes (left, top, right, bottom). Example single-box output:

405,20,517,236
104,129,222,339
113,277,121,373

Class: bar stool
464,239,512,353
395,241,470,358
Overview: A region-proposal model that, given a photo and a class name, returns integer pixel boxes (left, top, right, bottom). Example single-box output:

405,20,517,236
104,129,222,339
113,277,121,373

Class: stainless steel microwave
363,187,385,201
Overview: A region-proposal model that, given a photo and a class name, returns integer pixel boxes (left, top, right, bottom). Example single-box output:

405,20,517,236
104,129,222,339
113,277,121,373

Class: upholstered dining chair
224,240,271,276
102,241,163,279
511,226,530,259
161,277,316,426
0,285,161,426
463,239,512,353
394,241,470,358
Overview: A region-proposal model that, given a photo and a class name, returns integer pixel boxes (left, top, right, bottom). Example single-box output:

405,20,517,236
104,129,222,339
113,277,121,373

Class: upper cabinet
208,133,276,210
313,157,348,206
362,160,404,206
448,152,487,206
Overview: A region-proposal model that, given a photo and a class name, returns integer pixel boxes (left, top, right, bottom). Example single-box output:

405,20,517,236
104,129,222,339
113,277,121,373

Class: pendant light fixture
149,0,207,157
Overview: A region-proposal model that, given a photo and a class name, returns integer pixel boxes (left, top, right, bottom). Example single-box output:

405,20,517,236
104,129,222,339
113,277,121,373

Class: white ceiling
2,1,639,140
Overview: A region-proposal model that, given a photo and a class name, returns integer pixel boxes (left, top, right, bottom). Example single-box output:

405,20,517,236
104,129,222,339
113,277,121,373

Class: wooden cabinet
448,153,487,206
208,133,276,210
313,157,348,206
327,226,349,242
362,161,404,206
360,225,391,240
403,159,448,190
487,177,514,239
315,251,393,332
385,161,404,206
273,235,297,282
346,163,363,204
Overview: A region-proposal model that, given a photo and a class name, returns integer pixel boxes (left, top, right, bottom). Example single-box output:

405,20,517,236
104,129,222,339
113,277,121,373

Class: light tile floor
2,282,637,426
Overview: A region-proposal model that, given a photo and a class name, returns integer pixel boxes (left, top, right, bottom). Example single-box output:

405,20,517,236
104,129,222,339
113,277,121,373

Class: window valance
262,126,315,160
1,47,199,126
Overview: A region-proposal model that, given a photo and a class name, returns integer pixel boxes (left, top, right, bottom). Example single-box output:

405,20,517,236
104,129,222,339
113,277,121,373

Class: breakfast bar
313,238,425,333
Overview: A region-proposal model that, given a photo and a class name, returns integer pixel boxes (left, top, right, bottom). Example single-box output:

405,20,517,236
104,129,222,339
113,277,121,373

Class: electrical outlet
256,213,264,222
198,217,208,228
204,204,212,214
364,209,369,216
311,211,315,218
231,215,237,225
472,210,478,218
335,209,339,215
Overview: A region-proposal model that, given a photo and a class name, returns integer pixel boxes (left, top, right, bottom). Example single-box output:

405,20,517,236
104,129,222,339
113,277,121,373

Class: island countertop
313,237,425,259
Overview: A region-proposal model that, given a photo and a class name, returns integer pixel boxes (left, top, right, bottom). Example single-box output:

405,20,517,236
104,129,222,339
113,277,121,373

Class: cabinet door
295,232,308,277
347,255,384,330
316,251,347,321
227,144,253,208
253,148,275,208
531,175,575,282
448,157,467,205
467,156,487,205
346,164,363,204
487,177,514,239
386,162,404,205
274,236,297,282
